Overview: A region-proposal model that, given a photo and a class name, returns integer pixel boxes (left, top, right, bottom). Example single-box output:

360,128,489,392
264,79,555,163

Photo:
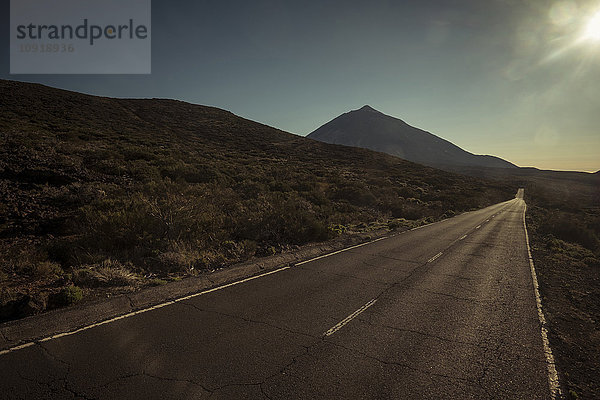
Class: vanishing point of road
0,189,558,399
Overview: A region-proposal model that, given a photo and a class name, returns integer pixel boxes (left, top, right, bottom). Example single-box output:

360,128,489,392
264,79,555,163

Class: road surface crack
472,331,531,399
63,380,97,400
32,342,102,399
355,318,485,349
177,301,317,341
323,338,479,385
475,359,494,399
260,383,274,400
142,372,213,393
324,338,520,399
15,366,94,400
209,344,313,399
359,260,399,273
430,273,474,281
298,266,390,285
206,382,262,399
124,294,135,309
351,252,421,265
37,342,71,369
257,344,312,399
407,288,482,304
95,371,213,395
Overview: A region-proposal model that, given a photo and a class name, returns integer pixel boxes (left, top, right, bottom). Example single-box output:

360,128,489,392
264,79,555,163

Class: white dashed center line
427,252,443,263
324,299,377,337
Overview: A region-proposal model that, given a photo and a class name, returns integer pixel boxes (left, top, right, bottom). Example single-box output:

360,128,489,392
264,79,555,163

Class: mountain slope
0,80,514,320
308,105,516,170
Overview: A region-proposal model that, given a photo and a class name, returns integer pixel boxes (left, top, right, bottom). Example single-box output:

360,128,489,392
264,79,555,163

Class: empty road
0,190,555,399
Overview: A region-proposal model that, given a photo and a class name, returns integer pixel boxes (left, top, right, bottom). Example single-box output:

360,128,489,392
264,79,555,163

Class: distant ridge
308,105,516,170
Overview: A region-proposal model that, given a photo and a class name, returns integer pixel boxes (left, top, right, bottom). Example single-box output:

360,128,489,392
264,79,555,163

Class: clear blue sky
2,0,599,171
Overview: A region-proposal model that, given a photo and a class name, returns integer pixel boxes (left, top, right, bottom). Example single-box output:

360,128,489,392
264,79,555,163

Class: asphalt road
0,189,553,399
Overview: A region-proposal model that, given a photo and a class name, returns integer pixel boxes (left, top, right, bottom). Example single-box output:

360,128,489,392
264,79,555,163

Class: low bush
540,211,599,251
48,285,83,309
73,260,138,287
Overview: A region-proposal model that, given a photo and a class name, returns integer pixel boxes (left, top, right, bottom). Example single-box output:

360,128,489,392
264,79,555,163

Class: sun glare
584,10,600,40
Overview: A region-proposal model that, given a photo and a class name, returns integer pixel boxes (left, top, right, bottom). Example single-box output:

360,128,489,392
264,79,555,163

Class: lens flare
584,10,600,40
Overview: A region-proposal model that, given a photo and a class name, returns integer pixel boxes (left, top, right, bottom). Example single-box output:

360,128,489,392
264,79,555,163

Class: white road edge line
523,204,562,399
295,237,387,266
427,252,443,263
324,299,377,337
0,266,291,357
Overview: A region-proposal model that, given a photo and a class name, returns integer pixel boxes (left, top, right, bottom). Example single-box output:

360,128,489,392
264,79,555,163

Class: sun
584,10,600,40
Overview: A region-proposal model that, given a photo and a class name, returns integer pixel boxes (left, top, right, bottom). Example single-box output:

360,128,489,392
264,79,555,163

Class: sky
2,0,600,172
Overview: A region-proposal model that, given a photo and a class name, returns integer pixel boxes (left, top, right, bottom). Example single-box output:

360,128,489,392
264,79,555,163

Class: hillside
0,80,514,320
308,105,516,170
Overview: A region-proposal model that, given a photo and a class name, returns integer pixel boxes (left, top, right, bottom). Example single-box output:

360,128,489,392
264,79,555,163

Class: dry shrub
73,259,138,287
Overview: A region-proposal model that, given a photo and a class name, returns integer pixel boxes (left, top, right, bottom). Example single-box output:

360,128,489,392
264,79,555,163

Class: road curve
0,189,554,399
